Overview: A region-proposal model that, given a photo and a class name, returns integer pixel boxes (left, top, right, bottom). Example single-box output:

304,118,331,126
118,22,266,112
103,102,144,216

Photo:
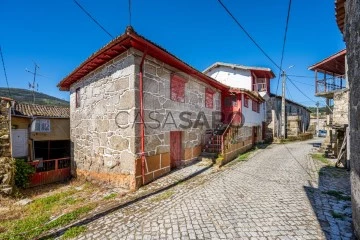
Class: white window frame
31,119,51,133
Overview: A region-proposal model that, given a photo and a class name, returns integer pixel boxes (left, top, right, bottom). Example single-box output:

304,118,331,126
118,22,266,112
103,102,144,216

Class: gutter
139,50,148,185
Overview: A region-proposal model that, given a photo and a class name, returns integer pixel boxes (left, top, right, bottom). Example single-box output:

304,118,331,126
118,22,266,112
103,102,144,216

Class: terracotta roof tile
13,103,70,118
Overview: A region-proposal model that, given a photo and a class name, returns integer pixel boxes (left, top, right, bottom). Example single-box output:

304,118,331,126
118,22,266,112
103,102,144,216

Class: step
198,152,218,162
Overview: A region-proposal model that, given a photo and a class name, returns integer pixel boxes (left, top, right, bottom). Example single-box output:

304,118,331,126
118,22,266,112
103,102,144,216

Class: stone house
309,50,349,161
58,27,266,190
203,62,274,138
266,94,311,138
203,62,310,140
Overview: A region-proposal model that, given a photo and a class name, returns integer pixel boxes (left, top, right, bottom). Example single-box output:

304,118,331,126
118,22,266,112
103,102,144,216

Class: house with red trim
204,62,311,140
57,27,267,190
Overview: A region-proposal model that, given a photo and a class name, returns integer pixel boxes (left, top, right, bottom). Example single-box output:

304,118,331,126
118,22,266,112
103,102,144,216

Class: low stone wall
222,138,253,165
0,97,15,195
217,126,253,166
134,145,202,188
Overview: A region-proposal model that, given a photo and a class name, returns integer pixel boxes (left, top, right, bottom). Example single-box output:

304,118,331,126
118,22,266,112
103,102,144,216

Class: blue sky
0,0,345,107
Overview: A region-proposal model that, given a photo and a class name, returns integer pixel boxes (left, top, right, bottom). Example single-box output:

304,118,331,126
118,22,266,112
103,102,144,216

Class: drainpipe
139,51,147,185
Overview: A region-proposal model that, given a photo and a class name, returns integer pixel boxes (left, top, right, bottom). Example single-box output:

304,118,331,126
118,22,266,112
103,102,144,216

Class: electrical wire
216,0,281,70
0,46,12,98
276,0,292,95
73,0,114,39
217,0,318,104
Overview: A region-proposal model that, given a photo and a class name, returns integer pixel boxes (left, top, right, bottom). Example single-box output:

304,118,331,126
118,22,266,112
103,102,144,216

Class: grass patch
322,190,351,201
237,151,253,161
311,153,331,165
61,226,87,239
103,193,117,200
0,187,96,240
331,210,345,220
150,190,175,202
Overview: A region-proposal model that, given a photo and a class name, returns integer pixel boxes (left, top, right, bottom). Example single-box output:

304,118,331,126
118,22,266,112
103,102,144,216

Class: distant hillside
0,88,69,106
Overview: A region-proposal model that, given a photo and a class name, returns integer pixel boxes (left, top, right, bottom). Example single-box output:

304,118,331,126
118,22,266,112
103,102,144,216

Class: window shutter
170,74,186,103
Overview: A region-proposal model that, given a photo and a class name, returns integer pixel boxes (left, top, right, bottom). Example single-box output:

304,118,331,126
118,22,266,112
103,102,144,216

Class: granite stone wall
69,48,222,189
332,89,349,126
69,50,138,189
133,50,222,186
0,98,15,195
266,96,310,139
344,0,360,237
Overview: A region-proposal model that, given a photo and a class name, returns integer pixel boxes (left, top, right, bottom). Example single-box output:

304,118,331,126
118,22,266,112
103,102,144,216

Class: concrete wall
206,66,252,90
332,89,349,126
344,0,360,237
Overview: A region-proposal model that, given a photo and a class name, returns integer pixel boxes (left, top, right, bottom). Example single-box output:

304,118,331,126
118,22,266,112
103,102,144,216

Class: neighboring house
203,62,273,137
9,101,71,186
266,94,311,138
203,62,310,140
308,49,349,162
57,27,265,190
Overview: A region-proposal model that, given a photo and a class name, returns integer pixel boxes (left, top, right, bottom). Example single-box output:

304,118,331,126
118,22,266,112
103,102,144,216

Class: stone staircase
198,123,228,162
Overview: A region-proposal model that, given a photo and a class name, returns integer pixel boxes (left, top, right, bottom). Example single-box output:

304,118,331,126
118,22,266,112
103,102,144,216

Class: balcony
315,75,346,98
252,78,268,92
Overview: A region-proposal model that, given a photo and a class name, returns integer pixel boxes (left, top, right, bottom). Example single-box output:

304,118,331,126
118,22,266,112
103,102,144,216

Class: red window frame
75,87,80,108
170,74,186,103
205,88,215,109
244,95,249,108
252,100,260,113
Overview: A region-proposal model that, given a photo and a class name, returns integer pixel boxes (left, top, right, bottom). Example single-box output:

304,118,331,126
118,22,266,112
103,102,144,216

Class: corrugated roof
13,103,70,118
203,62,275,78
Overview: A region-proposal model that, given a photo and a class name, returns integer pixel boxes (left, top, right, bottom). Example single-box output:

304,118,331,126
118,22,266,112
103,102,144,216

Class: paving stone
63,140,353,239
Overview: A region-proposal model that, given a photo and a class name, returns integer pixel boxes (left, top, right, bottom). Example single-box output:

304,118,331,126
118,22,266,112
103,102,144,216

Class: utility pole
25,63,40,104
316,101,319,136
281,70,286,138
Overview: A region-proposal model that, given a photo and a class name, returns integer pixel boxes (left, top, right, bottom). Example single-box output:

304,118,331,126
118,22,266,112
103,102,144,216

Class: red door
170,131,182,169
222,93,241,124
252,126,258,145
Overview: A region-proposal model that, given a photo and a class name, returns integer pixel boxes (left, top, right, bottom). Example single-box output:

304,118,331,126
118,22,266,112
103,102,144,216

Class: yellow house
10,102,70,161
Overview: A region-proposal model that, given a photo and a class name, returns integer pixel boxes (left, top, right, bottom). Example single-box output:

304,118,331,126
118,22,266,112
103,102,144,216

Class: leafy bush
15,159,35,188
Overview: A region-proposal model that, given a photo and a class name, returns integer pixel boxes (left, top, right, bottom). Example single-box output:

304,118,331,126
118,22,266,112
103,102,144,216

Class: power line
290,79,314,86
217,0,318,104
287,74,314,79
0,46,12,98
276,0,292,95
73,0,114,39
216,0,281,70
287,77,316,103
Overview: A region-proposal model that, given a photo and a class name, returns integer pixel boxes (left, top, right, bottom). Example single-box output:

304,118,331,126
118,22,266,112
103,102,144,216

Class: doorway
11,129,28,158
170,131,182,169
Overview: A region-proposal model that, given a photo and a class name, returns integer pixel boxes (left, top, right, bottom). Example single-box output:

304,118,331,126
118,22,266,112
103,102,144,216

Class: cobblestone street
71,139,353,240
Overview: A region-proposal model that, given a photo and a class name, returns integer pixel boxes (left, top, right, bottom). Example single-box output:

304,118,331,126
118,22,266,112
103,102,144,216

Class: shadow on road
40,162,214,239
304,163,353,239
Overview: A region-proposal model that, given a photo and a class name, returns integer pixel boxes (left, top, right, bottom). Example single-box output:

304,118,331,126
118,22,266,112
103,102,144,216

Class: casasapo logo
115,110,245,129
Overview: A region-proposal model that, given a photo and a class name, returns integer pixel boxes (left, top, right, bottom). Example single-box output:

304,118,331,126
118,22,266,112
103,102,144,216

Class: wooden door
252,127,258,145
12,129,28,157
222,94,241,124
170,131,182,169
